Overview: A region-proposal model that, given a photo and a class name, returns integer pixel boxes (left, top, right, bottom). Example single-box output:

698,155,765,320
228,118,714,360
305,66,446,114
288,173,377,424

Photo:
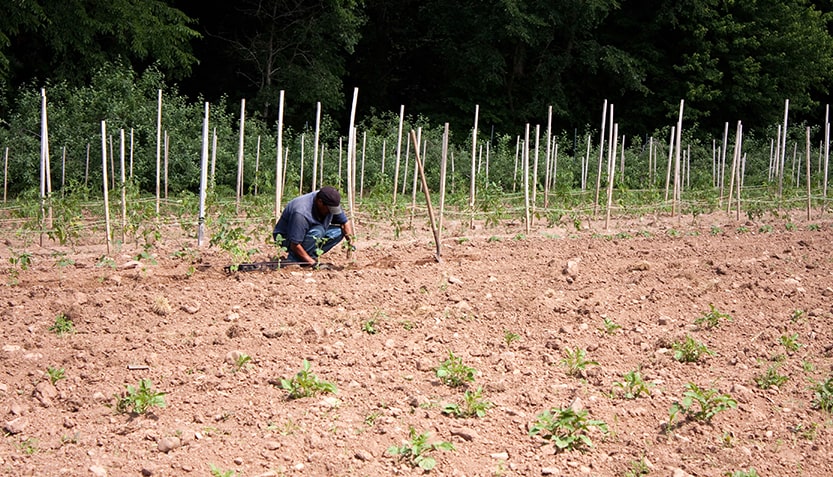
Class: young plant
387,426,455,471
695,304,732,329
442,387,492,418
208,464,236,477
49,313,75,336
560,347,598,377
114,379,166,415
280,359,337,399
46,366,66,386
503,330,520,347
361,319,378,334
529,407,608,453
779,333,802,352
672,335,714,363
728,469,759,477
232,353,252,372
612,369,654,399
668,382,736,426
435,351,476,387
810,376,833,413
624,456,650,477
753,365,788,389
600,317,621,335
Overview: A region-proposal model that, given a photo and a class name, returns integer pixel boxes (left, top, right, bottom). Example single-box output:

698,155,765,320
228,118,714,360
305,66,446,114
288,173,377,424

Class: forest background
1,0,833,199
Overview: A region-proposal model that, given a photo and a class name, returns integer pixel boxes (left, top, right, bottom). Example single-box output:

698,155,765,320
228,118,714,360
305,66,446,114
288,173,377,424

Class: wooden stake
299,133,305,194
439,123,449,245
101,121,111,254
198,102,210,246
605,123,619,230
673,100,684,216
593,100,608,218
523,124,531,234
163,130,169,199
236,98,246,213
411,129,441,262
532,124,540,212
120,129,126,243
393,105,404,205
254,135,261,196
275,90,285,220
360,131,367,198
544,106,552,207
469,104,479,228
512,136,520,192
211,127,218,181
155,89,162,216
312,101,322,191
3,147,8,202
806,126,812,220
60,146,66,196
129,128,134,180
778,99,789,212
85,143,90,188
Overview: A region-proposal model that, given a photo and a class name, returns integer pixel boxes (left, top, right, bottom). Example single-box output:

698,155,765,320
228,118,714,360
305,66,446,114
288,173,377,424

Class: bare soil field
2,210,833,477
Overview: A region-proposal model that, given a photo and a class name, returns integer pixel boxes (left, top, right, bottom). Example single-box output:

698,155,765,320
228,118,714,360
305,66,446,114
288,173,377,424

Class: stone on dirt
89,465,108,477
3,417,27,434
450,426,479,441
354,449,373,461
157,436,181,453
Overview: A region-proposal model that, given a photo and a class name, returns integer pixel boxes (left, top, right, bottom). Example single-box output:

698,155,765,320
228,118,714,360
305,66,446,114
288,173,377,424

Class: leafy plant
442,387,492,418
666,228,681,237
435,351,476,387
210,215,257,271
503,330,520,347
17,437,38,455
612,369,654,399
710,225,723,235
280,359,337,399
560,347,598,377
9,250,33,270
758,224,773,233
361,319,378,334
529,407,608,452
695,304,732,329
672,335,714,363
114,379,166,415
624,456,650,477
669,382,736,425
387,426,455,471
810,376,833,413
780,333,802,352
208,464,236,477
95,255,117,269
785,222,797,231
727,469,759,477
600,317,621,334
736,226,749,234
49,313,75,336
232,353,252,372
753,365,788,389
46,366,66,385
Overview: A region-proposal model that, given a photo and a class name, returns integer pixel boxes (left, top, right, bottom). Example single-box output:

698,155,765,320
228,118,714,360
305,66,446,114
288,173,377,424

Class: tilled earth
2,210,833,477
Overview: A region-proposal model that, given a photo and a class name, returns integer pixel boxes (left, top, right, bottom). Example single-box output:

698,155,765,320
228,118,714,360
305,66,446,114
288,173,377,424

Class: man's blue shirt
273,190,348,244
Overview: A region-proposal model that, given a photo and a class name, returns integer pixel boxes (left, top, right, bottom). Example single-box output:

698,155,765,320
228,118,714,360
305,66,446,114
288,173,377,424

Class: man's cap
317,186,343,215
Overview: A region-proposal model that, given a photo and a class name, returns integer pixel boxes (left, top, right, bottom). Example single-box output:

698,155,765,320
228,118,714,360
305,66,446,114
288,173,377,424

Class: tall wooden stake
155,89,162,216
198,102,210,246
236,99,246,213
101,121,111,254
411,130,441,262
393,105,405,205
469,104,479,228
275,90,285,221
593,100,608,218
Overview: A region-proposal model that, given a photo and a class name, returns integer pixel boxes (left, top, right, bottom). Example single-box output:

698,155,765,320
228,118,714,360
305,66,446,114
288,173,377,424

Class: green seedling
736,226,749,234
785,222,797,231
600,317,621,335
710,226,723,235
758,224,773,233
672,335,714,363
114,379,166,415
232,353,252,372
669,382,736,426
808,223,821,231
666,228,681,237
612,369,654,399
791,422,819,441
9,250,33,270
361,319,378,334
513,233,526,241
208,464,236,477
529,407,608,453
487,235,502,243
503,330,520,347
95,256,117,269
695,304,732,329
17,437,37,455
387,426,455,471
810,376,833,413
435,351,476,387
442,387,492,418
624,456,650,477
780,333,802,352
46,366,66,385
728,469,759,477
753,365,788,389
560,347,598,377
280,359,337,399
802,360,815,373
49,313,75,336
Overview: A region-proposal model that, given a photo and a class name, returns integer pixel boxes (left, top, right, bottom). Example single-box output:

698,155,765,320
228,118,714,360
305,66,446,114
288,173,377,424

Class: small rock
822,287,833,297
569,397,584,412
141,465,155,476
34,381,59,407
256,472,278,477
92,392,108,402
224,350,247,366
225,312,239,322
265,441,281,451
447,276,463,285
563,258,581,278
541,467,561,475
10,402,25,415
658,315,670,325
490,452,509,460
89,465,107,477
181,304,200,314
450,427,479,441
354,449,373,461
233,457,243,465
107,275,122,285
120,260,142,269
671,468,688,477
4,417,27,434
157,436,181,453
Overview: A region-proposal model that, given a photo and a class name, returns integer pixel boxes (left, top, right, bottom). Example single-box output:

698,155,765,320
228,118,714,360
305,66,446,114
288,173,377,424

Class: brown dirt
2,210,833,477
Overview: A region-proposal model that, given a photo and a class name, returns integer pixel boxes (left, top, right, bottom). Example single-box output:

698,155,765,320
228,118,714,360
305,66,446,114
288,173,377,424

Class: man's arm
341,220,354,244
288,242,316,265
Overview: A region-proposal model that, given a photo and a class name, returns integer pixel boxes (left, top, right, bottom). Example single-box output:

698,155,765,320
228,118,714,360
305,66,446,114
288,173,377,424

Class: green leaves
280,359,337,400
669,382,736,426
529,407,608,453
435,351,476,388
387,426,454,471
114,379,166,415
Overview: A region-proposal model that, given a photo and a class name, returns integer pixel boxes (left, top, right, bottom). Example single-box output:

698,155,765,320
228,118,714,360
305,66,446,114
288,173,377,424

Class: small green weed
666,228,681,237
669,382,736,426
758,224,773,233
114,379,166,415
727,469,759,477
560,347,598,377
232,353,252,372
49,313,75,336
780,333,802,352
95,256,117,269
624,456,650,477
436,351,476,387
612,369,654,399
208,464,236,477
710,226,723,235
17,437,37,455
802,360,815,373
9,250,32,270
387,426,455,471
513,233,526,241
529,407,608,453
753,365,788,389
791,309,805,323
600,317,621,335
791,422,819,441
672,335,714,363
695,304,732,329
487,235,502,243
46,366,66,385
785,222,797,231
810,376,833,413
442,387,492,418
807,223,821,231
736,226,749,234
280,359,337,399
503,330,520,347
361,319,378,334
